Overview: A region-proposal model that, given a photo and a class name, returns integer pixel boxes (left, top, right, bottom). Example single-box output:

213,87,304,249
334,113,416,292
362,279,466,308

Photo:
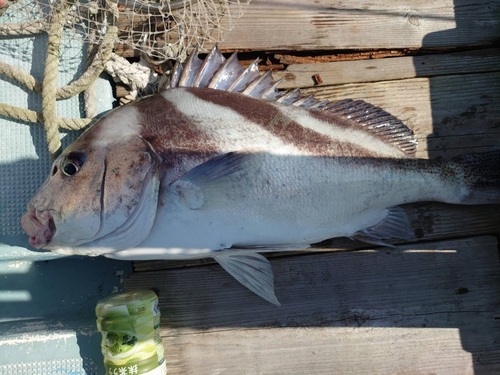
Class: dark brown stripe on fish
186,87,372,157
133,94,219,182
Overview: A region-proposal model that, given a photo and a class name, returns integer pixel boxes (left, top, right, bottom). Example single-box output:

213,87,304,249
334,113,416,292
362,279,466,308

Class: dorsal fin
177,46,203,87
163,45,326,107
322,99,418,156
163,46,417,157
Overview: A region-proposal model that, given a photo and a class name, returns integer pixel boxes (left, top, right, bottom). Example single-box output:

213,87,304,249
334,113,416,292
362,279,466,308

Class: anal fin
213,251,281,306
350,206,413,248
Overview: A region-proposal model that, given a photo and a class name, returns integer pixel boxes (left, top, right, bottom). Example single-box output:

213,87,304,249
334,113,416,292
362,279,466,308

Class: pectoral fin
213,251,281,306
168,151,263,210
351,206,413,247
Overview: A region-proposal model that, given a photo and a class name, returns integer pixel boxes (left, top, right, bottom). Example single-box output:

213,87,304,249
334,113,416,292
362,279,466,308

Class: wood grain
216,0,500,51
274,48,500,88
126,236,500,375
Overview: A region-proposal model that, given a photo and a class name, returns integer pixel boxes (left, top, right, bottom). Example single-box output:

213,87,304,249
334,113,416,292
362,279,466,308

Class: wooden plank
126,236,500,375
163,327,491,375
133,202,500,272
274,48,500,88
216,0,500,51
302,71,500,158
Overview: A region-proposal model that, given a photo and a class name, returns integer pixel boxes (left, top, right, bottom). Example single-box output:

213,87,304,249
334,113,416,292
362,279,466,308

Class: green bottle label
96,290,167,375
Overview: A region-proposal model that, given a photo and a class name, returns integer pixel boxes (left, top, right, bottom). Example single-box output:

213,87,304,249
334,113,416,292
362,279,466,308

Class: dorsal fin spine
242,70,275,97
261,78,284,100
208,52,244,90
228,58,260,92
178,46,201,87
193,45,226,88
168,60,183,89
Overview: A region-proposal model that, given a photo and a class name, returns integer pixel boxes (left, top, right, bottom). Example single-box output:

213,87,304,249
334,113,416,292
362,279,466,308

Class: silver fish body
21,47,500,305
127,153,486,249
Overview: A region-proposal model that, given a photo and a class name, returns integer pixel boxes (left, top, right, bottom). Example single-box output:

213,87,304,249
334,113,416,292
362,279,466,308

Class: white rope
105,52,159,103
105,53,150,91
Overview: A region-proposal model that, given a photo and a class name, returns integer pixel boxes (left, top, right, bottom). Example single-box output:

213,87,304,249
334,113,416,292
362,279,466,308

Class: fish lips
20,208,56,249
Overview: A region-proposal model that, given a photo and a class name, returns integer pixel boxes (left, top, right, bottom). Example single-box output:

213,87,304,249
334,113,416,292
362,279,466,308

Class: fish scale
20,46,500,306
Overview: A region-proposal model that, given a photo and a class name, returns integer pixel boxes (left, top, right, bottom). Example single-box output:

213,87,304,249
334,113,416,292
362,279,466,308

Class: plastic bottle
96,290,167,375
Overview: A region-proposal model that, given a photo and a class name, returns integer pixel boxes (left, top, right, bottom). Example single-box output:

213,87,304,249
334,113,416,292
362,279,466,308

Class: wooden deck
125,1,500,374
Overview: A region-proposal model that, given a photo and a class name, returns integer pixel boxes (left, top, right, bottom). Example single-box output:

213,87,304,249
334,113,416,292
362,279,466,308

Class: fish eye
60,151,86,177
62,162,79,176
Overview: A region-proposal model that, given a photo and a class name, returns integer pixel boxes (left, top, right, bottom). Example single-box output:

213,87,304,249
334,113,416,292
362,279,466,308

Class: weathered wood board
126,236,500,374
216,0,500,51
274,48,500,88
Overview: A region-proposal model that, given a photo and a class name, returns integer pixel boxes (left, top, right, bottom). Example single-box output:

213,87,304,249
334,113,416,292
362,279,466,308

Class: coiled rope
0,0,118,155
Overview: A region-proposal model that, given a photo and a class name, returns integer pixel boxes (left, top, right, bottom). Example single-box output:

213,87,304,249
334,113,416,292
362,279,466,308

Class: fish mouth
20,208,56,249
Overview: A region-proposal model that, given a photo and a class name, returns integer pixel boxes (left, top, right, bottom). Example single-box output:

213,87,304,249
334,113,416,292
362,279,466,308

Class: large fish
21,47,500,305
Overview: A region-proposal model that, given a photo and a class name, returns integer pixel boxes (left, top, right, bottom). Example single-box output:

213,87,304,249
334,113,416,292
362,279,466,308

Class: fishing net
0,0,249,61
0,0,249,155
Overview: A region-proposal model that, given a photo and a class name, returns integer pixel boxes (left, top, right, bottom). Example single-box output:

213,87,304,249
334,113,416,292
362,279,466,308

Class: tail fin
450,151,500,205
